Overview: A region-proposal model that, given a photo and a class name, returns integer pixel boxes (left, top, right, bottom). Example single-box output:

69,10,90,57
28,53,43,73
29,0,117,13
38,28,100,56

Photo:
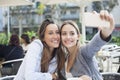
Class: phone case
84,12,110,27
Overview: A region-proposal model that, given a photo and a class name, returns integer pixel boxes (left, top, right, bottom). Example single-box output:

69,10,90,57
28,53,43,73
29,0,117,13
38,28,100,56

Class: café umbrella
0,0,33,7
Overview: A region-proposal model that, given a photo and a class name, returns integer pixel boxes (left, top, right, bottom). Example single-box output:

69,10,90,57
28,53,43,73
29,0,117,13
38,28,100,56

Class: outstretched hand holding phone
99,10,115,39
84,10,115,39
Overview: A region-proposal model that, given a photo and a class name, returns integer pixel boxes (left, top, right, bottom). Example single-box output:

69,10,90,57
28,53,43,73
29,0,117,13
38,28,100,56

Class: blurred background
0,0,119,45
0,0,120,79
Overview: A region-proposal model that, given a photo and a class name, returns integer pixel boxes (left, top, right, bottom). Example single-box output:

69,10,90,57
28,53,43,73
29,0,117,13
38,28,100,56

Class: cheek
57,35,60,39
44,37,50,43
45,41,50,46
43,36,48,44
44,37,51,46
61,36,65,41
61,36,65,43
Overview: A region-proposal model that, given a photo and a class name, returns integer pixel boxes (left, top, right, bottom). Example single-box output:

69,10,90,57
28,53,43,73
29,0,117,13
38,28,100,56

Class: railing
101,72,120,80
0,58,23,77
0,75,15,80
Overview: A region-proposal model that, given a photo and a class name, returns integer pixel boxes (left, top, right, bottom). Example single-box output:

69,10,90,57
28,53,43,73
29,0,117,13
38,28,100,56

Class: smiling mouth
64,40,73,44
52,40,59,44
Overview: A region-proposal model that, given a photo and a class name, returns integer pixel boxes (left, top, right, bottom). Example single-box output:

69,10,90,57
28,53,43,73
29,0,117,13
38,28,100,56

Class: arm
82,10,114,58
82,32,108,58
24,40,53,80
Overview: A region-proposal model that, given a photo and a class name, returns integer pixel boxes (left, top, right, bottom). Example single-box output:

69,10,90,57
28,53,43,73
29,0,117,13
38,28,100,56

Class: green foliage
24,31,37,39
36,3,45,15
0,31,37,45
86,34,93,41
0,33,10,45
111,36,120,46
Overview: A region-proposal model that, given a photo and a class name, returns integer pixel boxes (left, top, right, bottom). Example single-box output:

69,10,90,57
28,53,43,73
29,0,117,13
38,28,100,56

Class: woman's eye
48,32,53,35
62,32,66,35
70,32,75,35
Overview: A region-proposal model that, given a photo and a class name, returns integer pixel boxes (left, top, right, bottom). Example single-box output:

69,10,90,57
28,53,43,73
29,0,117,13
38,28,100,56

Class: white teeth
65,40,71,43
52,40,59,43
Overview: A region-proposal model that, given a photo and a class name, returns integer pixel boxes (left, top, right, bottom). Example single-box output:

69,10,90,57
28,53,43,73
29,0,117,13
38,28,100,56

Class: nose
66,34,70,39
53,33,60,39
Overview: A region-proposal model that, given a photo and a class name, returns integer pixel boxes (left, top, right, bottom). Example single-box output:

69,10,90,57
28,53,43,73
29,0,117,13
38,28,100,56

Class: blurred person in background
0,44,6,61
21,34,30,54
0,34,24,65
31,36,36,42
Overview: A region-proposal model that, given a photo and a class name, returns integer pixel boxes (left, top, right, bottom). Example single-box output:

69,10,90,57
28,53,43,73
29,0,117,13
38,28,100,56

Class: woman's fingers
109,13,115,30
99,10,115,38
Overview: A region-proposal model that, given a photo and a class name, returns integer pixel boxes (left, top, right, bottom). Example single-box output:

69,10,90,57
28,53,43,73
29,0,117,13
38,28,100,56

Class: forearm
83,32,108,58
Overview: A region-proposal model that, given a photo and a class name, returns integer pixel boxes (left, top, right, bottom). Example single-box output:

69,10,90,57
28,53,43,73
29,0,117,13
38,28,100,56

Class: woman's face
61,24,79,48
44,24,60,49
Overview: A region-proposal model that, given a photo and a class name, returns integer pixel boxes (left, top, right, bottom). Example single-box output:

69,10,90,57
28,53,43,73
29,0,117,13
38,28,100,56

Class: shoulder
29,39,43,49
25,39,43,59
32,39,43,46
32,39,43,45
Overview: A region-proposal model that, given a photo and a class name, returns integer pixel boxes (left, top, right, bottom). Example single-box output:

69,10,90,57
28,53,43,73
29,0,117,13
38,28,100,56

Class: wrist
100,31,111,41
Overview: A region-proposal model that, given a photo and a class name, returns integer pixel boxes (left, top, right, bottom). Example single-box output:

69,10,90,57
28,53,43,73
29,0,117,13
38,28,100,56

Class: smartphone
84,12,110,27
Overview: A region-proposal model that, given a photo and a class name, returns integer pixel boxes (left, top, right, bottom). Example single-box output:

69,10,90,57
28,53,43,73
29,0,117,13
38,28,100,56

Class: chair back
101,72,120,80
0,75,15,80
0,58,23,77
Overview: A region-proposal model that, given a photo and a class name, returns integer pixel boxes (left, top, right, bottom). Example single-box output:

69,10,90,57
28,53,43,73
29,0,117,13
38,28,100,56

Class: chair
0,75,15,80
101,72,120,80
0,58,23,77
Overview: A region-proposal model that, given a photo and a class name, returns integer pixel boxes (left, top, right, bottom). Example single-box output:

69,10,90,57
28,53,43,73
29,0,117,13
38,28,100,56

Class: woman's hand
79,75,92,80
98,10,115,39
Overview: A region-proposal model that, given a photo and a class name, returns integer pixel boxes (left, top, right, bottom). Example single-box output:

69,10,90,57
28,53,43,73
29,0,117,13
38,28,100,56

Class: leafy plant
37,3,45,15
0,33,10,45
111,36,120,46
24,31,37,39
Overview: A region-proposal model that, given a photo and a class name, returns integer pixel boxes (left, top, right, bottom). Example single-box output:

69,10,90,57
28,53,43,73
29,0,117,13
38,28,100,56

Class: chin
54,45,59,48
66,45,74,48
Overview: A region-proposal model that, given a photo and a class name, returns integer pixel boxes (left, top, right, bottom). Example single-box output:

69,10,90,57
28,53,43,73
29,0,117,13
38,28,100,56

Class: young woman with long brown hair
14,19,65,80
59,10,115,80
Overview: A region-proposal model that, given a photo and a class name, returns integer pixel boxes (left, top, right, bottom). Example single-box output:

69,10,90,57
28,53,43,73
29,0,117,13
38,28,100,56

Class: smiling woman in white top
14,19,65,80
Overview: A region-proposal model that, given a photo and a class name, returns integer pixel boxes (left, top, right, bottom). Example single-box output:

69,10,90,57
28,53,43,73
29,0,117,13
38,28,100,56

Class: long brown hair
38,19,65,72
60,20,80,72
